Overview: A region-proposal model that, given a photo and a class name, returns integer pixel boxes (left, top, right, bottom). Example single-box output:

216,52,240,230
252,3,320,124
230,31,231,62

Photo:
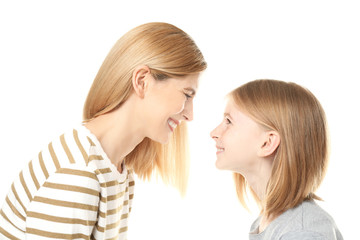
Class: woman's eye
184,93,192,100
225,117,232,124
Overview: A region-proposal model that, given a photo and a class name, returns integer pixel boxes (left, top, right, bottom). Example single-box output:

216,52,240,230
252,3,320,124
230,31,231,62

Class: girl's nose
210,127,219,140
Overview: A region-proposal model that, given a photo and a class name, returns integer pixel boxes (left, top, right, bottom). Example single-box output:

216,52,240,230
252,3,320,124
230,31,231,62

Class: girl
0,22,206,239
211,79,343,239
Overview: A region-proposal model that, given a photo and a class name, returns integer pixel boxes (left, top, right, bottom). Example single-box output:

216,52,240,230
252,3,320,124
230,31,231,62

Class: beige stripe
100,180,118,188
96,224,109,233
19,171,32,201
5,196,25,221
11,183,26,213
43,182,99,196
48,142,60,169
28,161,40,190
100,190,125,203
56,168,97,180
119,226,128,233
27,211,96,226
39,151,49,179
99,204,124,218
88,155,104,161
96,214,128,232
0,226,21,240
120,213,128,220
87,136,95,146
104,235,121,240
0,209,25,233
98,178,132,187
26,228,90,239
73,129,88,162
97,168,112,174
33,196,98,211
60,134,75,164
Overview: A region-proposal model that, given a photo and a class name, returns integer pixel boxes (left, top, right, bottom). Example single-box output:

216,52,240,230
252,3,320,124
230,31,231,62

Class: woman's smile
167,118,179,132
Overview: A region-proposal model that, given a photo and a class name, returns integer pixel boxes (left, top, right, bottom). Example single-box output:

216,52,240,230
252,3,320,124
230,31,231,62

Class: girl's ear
258,131,280,157
132,65,152,98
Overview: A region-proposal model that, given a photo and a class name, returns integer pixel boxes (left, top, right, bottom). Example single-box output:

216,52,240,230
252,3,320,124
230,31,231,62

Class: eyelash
225,117,232,124
184,93,192,100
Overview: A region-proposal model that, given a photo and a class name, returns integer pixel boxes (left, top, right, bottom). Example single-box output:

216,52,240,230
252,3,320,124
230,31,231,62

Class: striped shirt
0,125,135,240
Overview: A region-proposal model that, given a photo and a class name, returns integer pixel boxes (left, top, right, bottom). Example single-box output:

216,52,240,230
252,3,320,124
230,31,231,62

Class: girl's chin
215,158,227,170
215,159,237,172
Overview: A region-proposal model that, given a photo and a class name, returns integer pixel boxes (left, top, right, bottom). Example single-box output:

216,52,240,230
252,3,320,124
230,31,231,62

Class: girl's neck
245,158,273,201
245,157,274,233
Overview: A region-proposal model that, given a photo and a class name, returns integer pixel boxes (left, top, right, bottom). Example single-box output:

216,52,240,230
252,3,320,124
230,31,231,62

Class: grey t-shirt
249,200,343,240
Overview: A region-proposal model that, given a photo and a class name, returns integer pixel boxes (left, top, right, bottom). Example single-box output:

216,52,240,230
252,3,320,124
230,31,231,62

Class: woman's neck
84,98,145,169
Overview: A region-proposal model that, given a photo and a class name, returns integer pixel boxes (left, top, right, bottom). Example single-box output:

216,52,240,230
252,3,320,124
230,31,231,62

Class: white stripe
0,127,133,239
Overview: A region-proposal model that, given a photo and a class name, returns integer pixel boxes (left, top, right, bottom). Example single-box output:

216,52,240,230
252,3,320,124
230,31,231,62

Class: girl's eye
225,117,232,124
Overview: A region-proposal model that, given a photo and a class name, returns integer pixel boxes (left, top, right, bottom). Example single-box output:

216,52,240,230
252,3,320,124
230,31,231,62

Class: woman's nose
182,101,194,121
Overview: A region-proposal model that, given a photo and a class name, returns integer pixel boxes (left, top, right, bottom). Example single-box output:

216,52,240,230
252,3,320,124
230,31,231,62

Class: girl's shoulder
278,200,343,240
250,200,343,240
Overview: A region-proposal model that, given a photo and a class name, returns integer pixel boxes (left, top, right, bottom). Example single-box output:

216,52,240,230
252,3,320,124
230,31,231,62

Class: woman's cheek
174,99,186,115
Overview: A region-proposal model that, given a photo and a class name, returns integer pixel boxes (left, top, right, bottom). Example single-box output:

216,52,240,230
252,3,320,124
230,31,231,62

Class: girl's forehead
225,98,241,112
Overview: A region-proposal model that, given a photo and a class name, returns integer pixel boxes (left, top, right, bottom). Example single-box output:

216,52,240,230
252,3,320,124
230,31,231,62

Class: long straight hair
83,22,207,195
230,79,329,218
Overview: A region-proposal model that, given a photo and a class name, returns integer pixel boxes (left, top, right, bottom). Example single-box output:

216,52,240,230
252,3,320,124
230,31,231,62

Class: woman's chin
150,135,170,145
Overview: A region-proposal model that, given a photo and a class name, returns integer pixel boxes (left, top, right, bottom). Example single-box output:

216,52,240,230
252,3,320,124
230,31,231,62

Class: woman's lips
168,118,179,131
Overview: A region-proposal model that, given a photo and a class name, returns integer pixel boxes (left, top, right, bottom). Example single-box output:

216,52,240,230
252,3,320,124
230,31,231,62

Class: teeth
217,148,224,152
168,119,177,130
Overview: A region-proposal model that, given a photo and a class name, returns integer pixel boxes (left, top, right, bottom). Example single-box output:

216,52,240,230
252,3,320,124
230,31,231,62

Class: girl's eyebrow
224,113,233,119
184,87,196,96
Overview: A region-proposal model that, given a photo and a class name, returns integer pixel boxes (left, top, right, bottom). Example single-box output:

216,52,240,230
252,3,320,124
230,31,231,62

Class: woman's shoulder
46,126,92,164
31,125,101,178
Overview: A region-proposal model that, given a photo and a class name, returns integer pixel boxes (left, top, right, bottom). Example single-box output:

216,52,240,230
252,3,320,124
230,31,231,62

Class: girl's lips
216,146,225,154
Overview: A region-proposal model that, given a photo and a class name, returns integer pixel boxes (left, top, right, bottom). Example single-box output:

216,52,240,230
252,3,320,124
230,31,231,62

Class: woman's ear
258,131,280,157
132,65,152,98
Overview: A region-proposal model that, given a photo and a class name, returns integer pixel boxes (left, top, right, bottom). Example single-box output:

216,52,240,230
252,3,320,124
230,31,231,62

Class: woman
0,22,206,239
211,79,343,240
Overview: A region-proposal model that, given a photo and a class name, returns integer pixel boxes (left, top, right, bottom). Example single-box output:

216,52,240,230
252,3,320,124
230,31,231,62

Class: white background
0,0,359,239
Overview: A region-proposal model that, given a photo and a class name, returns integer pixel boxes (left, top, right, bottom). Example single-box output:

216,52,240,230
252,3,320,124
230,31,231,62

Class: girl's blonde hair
83,22,207,195
230,79,328,218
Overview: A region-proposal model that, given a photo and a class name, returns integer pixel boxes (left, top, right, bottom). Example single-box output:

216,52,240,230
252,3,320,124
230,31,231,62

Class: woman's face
144,73,199,144
210,98,266,173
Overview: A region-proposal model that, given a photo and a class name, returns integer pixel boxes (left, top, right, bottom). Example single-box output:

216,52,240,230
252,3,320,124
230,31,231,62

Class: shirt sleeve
24,165,100,239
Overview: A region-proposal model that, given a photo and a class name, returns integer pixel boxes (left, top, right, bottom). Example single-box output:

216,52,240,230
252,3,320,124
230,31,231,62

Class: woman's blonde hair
83,22,207,195
230,79,329,218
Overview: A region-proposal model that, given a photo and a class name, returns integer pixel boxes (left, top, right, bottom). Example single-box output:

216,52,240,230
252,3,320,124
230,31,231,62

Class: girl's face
144,73,199,144
210,99,266,174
